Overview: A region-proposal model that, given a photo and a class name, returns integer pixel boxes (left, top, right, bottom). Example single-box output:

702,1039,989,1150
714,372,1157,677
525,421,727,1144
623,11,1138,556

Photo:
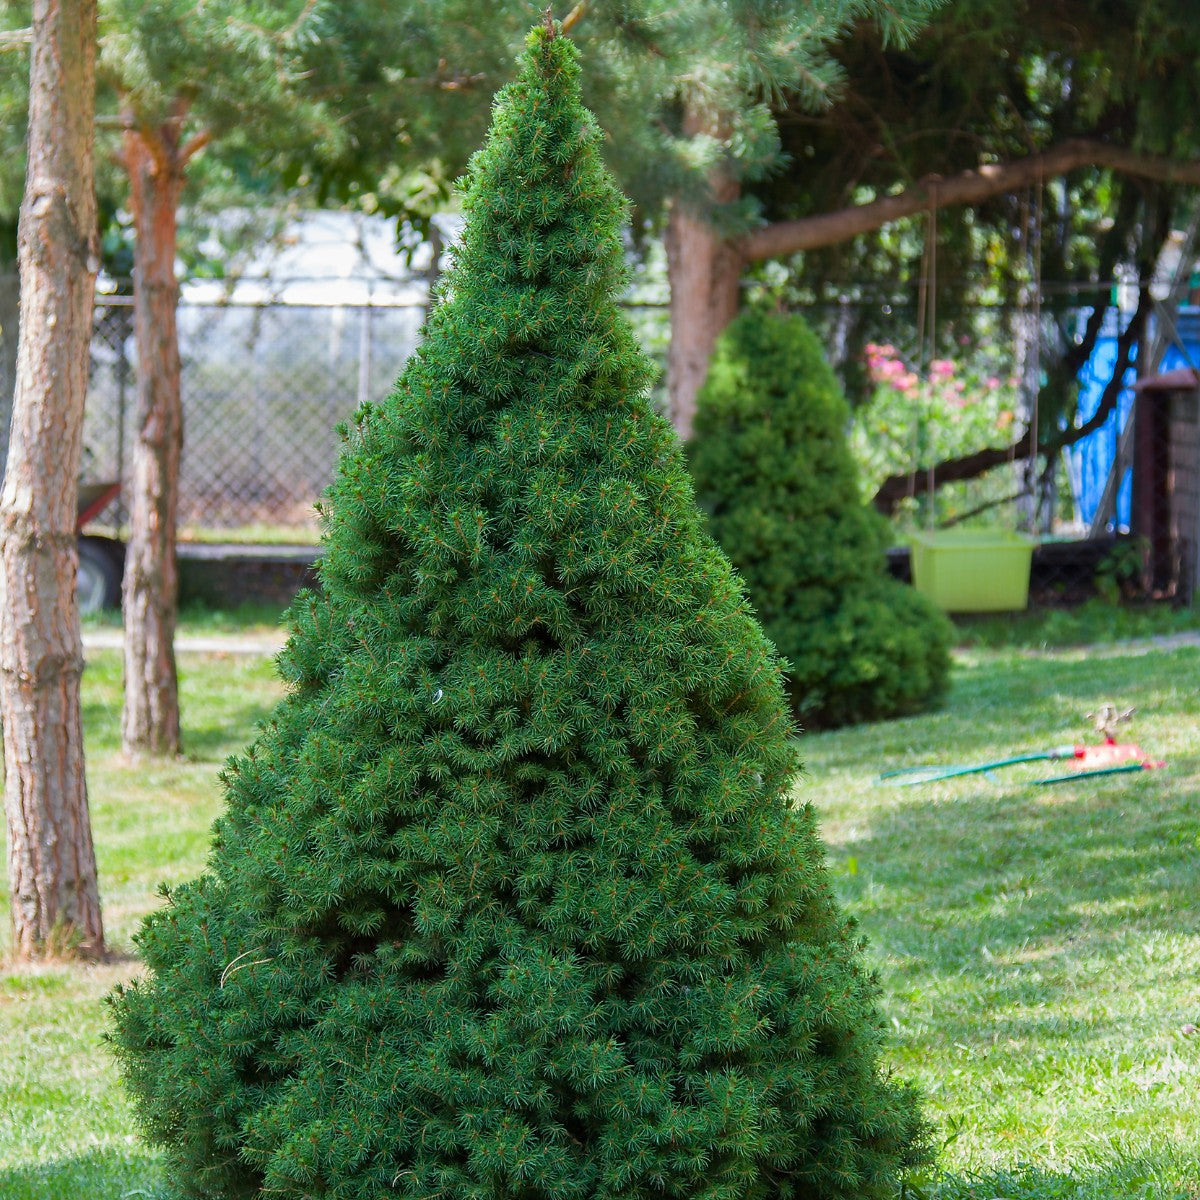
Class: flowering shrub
851,342,1021,505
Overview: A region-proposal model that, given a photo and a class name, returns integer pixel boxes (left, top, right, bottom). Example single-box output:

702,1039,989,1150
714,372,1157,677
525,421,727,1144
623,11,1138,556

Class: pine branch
228,0,320,48
561,3,587,35
179,129,212,166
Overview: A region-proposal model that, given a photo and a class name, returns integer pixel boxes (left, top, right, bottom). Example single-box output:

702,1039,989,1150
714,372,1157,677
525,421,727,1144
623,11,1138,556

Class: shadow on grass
2,1147,1191,1200
181,689,279,760
923,1153,1197,1199
902,644,1195,746
78,656,281,763
0,1146,165,1200
816,648,1200,1052
835,766,1200,1045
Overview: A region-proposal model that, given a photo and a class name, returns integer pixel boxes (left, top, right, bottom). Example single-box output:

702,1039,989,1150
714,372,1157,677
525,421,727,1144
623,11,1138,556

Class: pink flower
930,359,955,379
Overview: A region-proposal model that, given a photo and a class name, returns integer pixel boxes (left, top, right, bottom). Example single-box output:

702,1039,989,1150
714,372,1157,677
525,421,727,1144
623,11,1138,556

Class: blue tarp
1070,307,1200,531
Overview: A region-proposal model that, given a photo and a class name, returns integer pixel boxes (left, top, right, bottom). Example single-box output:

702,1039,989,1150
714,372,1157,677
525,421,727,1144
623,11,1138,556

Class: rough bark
665,207,745,439
664,108,746,440
120,124,184,757
2,0,103,960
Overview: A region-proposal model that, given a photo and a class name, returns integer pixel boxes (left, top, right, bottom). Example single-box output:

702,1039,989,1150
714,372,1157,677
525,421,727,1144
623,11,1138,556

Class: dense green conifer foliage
108,25,928,1200
690,311,951,728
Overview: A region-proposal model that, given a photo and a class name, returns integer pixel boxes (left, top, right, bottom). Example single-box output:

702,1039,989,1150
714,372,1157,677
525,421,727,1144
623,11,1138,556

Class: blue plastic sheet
1070,307,1200,531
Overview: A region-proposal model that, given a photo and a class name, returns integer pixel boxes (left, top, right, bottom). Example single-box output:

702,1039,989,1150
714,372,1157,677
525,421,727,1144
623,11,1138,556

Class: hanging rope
912,183,939,525
926,187,938,528
912,180,940,518
1027,167,1043,533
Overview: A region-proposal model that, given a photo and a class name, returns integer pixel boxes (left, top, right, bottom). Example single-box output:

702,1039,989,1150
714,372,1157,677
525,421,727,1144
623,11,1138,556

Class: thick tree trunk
2,0,103,960
665,108,746,441
121,126,183,757
665,206,745,441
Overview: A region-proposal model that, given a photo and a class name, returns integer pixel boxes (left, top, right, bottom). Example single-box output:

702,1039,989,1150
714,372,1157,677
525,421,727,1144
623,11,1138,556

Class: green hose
1032,762,1146,786
881,746,1079,787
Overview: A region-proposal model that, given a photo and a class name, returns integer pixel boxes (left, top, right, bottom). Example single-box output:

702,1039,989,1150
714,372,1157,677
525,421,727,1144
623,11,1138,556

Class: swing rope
913,182,939,524
1027,167,1043,533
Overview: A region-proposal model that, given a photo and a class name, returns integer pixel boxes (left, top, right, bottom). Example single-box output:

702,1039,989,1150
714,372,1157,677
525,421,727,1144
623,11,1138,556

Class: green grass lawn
1,633,1197,1198
806,639,1200,1199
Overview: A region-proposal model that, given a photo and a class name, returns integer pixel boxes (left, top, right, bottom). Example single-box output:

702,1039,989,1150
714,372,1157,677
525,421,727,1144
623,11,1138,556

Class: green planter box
910,529,1036,612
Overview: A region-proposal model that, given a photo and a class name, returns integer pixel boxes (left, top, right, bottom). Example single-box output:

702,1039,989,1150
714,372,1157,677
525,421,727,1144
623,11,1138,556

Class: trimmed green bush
690,311,951,728
108,25,929,1200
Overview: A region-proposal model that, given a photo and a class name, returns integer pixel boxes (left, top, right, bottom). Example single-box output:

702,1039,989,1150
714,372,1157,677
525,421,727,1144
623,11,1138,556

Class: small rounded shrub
690,310,952,728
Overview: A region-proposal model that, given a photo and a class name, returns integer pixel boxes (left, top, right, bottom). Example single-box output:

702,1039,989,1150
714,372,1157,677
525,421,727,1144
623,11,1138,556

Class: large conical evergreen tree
109,23,928,1200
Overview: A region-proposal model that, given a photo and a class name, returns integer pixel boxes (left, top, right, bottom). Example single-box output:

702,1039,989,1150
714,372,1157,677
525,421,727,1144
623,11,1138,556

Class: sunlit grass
0,639,1197,1197
0,649,283,1198
803,641,1200,1198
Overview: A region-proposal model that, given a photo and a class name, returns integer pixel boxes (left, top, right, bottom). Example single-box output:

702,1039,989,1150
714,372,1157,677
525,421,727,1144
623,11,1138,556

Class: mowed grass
0,629,1197,1198
0,647,285,1199
805,639,1200,1199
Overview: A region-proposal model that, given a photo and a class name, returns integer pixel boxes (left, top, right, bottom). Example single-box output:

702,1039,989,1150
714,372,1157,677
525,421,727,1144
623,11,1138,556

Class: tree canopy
750,0,1200,509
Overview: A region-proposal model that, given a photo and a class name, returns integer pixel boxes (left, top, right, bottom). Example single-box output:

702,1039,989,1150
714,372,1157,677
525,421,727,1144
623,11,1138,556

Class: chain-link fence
78,287,672,538
85,294,429,535
0,273,1193,602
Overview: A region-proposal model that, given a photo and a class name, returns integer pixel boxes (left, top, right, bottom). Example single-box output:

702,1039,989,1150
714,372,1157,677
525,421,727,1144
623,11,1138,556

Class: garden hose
1033,761,1159,786
880,746,1079,787
881,743,1163,788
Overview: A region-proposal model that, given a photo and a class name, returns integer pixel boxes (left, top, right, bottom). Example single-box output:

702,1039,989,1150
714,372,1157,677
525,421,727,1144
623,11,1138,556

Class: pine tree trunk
664,209,744,441
2,0,103,960
664,105,745,442
121,126,182,758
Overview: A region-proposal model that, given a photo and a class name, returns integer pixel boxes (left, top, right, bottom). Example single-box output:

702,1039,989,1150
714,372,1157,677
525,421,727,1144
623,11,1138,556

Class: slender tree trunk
121,125,183,757
2,0,103,960
665,108,746,441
